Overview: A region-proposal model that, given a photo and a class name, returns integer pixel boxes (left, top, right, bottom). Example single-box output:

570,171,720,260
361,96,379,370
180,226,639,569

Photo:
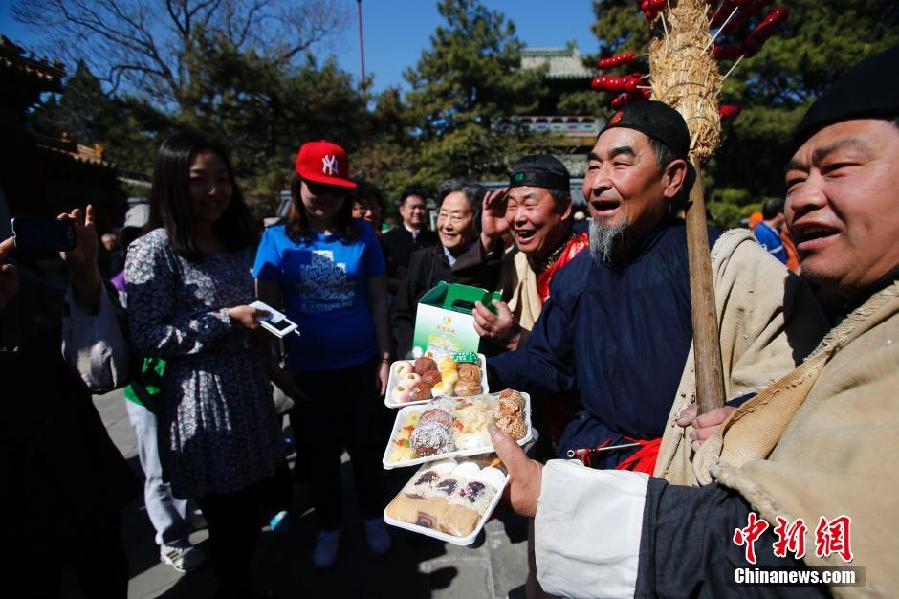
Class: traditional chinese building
515,43,602,178
0,36,123,237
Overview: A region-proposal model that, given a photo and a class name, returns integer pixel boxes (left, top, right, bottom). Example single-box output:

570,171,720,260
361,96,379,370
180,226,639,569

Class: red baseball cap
294,140,357,189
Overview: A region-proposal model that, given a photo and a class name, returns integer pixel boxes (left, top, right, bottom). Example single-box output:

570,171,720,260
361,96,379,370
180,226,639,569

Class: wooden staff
685,160,726,414
648,0,727,414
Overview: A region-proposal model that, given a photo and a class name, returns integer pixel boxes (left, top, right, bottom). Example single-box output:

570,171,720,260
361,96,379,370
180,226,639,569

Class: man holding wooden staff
485,100,825,473
491,45,899,599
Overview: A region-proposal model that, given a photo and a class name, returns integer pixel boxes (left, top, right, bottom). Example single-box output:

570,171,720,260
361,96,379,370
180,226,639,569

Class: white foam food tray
382,391,532,470
383,456,510,546
383,353,489,408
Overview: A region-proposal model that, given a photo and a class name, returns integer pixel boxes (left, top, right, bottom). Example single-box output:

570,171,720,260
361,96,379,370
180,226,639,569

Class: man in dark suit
382,187,438,293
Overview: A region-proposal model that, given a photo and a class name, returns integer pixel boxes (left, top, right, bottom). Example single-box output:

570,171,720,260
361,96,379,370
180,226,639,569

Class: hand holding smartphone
249,300,299,338
11,216,77,253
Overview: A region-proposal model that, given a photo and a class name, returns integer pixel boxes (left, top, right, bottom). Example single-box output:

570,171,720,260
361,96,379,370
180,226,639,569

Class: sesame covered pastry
492,388,527,440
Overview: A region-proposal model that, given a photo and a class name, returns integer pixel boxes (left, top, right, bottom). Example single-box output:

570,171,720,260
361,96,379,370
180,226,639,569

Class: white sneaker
312,529,341,568
363,518,391,555
160,543,206,573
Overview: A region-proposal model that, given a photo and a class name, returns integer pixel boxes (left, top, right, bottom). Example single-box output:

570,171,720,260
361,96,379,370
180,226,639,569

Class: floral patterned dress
125,228,284,499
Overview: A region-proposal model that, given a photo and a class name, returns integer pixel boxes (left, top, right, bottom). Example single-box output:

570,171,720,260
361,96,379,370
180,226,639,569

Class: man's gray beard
589,217,627,265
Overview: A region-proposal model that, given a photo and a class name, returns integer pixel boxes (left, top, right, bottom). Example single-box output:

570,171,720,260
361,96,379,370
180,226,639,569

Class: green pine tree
402,0,547,188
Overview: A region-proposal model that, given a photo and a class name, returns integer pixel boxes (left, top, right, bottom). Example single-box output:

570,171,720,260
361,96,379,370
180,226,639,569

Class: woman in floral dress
125,131,285,598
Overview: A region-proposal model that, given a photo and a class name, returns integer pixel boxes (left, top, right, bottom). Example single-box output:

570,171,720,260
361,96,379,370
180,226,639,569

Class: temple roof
521,45,593,80
0,36,65,93
34,133,115,169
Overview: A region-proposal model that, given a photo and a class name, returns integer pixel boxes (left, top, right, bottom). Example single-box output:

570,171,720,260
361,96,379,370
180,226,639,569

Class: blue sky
0,0,599,94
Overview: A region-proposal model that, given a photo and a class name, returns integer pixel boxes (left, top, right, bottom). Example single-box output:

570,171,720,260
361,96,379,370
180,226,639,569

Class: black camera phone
11,217,77,253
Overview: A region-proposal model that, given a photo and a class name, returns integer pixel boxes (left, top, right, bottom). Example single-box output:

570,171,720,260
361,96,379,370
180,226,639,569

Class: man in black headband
491,45,899,598
473,154,587,352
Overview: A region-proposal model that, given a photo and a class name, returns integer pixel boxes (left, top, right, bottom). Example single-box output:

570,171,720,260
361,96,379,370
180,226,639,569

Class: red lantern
718,104,742,120
743,7,788,56
598,53,637,69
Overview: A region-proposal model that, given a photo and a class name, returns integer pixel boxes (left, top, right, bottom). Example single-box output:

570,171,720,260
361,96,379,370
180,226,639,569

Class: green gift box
411,281,501,359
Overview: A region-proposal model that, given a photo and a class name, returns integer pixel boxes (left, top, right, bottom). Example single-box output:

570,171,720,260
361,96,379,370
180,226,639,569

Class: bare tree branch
11,0,348,113
233,0,266,51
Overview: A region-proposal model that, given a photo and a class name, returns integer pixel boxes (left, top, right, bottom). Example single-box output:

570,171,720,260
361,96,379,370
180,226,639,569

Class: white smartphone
249,300,299,338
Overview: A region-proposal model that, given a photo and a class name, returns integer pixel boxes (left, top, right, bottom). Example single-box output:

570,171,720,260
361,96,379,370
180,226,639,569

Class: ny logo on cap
322,155,340,175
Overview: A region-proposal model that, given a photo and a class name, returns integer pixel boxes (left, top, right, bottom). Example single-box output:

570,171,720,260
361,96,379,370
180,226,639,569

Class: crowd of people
0,45,896,599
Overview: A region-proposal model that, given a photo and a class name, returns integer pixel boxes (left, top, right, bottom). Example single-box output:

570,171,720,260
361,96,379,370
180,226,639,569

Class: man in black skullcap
484,105,826,599
490,46,899,598
487,101,737,470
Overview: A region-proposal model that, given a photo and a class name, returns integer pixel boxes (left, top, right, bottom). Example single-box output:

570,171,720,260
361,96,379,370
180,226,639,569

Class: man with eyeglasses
382,187,438,293
391,179,504,359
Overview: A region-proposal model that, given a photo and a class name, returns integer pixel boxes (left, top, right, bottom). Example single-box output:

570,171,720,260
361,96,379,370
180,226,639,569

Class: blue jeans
126,399,191,547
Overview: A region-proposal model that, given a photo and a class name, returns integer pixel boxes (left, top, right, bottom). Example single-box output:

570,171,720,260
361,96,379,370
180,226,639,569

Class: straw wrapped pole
649,0,726,414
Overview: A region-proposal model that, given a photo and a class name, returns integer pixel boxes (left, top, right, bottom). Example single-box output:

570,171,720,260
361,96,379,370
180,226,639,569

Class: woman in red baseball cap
253,140,392,567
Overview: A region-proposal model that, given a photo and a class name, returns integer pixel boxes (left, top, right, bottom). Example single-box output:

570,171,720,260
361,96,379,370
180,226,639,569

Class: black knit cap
600,100,691,159
794,45,899,150
509,155,570,191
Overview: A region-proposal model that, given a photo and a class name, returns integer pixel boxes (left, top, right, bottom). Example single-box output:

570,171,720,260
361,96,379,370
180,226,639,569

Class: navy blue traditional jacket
488,218,719,467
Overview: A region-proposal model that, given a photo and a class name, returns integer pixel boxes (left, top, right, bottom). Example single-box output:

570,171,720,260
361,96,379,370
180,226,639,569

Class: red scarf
536,232,589,303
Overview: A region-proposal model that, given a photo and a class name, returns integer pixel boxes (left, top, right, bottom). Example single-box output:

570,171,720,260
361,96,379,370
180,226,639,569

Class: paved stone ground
62,389,530,599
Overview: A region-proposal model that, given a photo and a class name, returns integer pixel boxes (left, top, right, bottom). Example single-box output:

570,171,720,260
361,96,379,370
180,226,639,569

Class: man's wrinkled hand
676,403,737,452
481,187,510,240
490,423,542,518
472,300,520,348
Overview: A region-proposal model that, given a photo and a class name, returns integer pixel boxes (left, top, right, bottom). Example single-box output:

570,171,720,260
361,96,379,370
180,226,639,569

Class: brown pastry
493,389,527,440
409,422,454,456
385,495,449,530
409,381,433,401
414,357,439,375
419,408,454,428
454,381,481,397
439,504,481,537
420,370,443,387
457,363,481,383
496,388,525,413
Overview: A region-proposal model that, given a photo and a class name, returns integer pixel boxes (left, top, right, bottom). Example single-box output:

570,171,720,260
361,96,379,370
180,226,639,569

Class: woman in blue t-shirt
253,140,391,568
